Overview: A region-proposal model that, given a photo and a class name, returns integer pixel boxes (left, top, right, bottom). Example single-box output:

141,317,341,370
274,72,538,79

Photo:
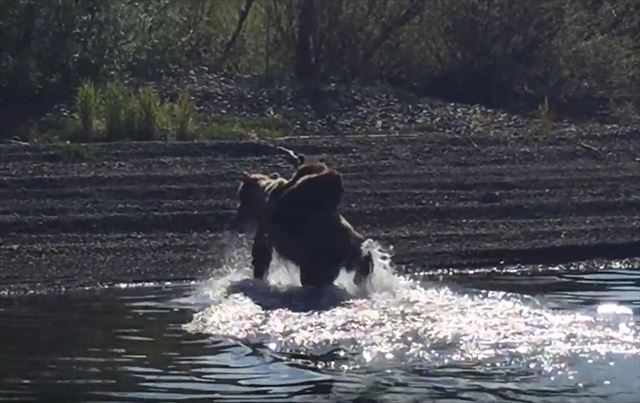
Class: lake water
1,240,639,402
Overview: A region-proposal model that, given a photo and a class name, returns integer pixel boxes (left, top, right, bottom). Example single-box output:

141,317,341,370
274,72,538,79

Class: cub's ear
241,171,251,181
269,172,281,180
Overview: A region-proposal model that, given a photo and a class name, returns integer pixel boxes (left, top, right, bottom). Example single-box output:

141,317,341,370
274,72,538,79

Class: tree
295,0,316,79
218,0,256,70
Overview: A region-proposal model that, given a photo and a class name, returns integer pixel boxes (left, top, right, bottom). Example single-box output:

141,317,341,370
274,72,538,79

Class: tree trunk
295,0,316,80
218,0,255,70
264,0,271,74
361,0,425,66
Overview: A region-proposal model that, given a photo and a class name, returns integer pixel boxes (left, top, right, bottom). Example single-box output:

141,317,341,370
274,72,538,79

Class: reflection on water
1,246,639,402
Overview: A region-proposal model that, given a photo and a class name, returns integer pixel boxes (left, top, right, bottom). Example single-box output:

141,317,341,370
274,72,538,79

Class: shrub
537,96,553,135
610,99,639,125
43,142,95,163
122,92,139,139
55,143,95,162
137,86,162,141
103,81,128,141
2,0,640,124
75,80,100,141
28,119,83,144
174,90,195,141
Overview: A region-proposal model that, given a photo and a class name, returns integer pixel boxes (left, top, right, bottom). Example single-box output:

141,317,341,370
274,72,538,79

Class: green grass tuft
198,115,288,140
536,95,553,136
122,92,139,139
44,142,95,162
75,80,100,141
103,81,128,141
32,81,291,143
137,86,162,141
173,90,195,141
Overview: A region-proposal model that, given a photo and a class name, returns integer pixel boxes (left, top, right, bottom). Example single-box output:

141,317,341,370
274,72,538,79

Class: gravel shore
2,123,639,295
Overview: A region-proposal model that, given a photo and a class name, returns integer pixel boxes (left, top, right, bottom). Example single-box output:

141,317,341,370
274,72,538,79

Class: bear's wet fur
268,155,344,235
236,157,372,288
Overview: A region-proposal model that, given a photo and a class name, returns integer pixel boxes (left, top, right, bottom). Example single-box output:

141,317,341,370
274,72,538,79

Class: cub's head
235,171,283,232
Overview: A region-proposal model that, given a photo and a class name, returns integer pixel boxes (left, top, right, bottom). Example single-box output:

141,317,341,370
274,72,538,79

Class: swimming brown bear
235,153,373,288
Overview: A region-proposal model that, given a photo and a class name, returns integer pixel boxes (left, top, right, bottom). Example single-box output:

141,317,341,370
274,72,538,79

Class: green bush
75,81,100,141
103,81,128,141
137,86,162,141
537,96,553,136
611,99,639,125
173,90,195,141
2,0,639,123
34,81,212,142
44,143,95,163
28,119,83,144
122,91,139,139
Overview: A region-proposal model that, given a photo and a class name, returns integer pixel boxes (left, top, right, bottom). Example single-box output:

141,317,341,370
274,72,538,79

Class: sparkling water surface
1,240,639,402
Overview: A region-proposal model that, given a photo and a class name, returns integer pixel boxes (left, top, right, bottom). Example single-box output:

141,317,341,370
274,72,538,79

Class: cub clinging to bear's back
268,154,343,233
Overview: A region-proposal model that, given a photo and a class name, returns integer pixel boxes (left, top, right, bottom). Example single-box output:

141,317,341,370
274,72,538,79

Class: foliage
610,99,640,125
1,0,639,125
75,80,100,141
537,96,553,136
122,93,140,139
137,86,163,141
198,115,286,140
30,79,287,143
173,90,195,141
103,81,128,141
28,118,83,144
44,142,95,162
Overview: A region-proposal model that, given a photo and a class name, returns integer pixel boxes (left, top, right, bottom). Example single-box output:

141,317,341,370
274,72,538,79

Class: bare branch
217,0,255,70
361,0,426,65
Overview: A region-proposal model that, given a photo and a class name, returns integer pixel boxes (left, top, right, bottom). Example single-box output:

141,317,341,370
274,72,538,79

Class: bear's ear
269,172,281,179
241,171,251,181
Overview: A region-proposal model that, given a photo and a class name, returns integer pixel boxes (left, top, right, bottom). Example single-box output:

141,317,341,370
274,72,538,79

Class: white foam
597,303,634,316
183,238,639,372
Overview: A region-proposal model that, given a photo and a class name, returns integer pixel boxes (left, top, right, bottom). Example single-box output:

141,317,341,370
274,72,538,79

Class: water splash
183,238,639,373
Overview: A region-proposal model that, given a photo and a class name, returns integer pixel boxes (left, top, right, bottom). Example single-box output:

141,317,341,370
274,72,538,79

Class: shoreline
2,129,639,295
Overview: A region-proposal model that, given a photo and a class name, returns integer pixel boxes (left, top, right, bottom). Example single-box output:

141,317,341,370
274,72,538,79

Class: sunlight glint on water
183,239,639,375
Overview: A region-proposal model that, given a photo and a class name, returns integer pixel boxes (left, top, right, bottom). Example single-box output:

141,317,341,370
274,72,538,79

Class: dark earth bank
1,127,640,295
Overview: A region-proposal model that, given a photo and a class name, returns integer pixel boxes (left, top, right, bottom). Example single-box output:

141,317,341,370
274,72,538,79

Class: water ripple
184,242,639,375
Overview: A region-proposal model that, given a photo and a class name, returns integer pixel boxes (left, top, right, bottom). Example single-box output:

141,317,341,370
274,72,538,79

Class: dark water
1,259,639,402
